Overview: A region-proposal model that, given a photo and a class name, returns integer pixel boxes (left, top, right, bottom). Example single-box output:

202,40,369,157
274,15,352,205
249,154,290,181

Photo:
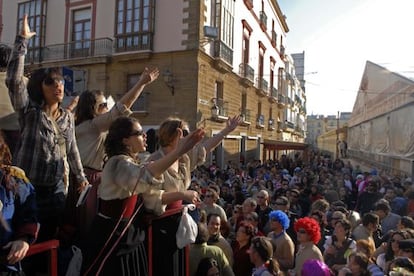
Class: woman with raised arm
72,66,159,237
6,14,88,243
82,116,204,275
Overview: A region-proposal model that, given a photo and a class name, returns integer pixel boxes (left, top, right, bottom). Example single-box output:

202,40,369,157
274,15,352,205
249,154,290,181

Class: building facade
1,0,306,168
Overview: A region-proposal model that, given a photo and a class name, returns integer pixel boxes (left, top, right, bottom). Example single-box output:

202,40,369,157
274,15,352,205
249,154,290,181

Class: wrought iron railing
214,40,233,65
239,63,254,83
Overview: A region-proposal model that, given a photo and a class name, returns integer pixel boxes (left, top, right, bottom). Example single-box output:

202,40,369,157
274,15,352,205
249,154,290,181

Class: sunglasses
130,129,145,137
182,129,189,137
205,194,214,198
43,76,65,86
98,102,108,109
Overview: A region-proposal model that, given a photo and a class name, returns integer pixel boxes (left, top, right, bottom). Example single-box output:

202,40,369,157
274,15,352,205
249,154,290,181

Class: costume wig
269,210,290,230
294,217,321,244
301,259,333,276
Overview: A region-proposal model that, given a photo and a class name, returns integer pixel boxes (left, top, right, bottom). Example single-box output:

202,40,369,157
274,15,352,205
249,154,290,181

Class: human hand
139,67,159,86
20,14,36,39
225,115,241,133
66,96,79,113
77,180,89,193
182,190,200,204
176,128,205,155
3,240,29,264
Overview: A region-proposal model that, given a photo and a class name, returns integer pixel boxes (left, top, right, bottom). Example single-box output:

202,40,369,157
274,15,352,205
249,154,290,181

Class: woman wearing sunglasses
292,217,324,276
72,65,159,239
82,116,204,275
6,15,89,244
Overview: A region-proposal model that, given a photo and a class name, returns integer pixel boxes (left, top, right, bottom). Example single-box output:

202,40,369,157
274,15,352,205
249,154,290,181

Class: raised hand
139,67,159,86
20,14,36,39
225,115,241,133
176,128,205,156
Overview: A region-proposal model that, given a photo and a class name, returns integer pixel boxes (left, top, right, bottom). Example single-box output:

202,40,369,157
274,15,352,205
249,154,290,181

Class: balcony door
71,8,91,58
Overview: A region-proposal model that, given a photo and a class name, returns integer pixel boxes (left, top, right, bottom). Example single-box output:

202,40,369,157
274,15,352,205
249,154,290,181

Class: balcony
213,40,233,73
268,87,278,103
255,77,268,97
277,121,283,132
285,120,295,131
277,94,286,108
256,115,265,129
211,98,229,122
271,30,277,48
27,38,113,64
259,11,267,31
268,118,275,131
239,63,255,87
279,45,285,59
240,109,252,126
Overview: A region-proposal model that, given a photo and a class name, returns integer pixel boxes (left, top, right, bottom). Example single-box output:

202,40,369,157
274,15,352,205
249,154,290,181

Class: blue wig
269,210,290,230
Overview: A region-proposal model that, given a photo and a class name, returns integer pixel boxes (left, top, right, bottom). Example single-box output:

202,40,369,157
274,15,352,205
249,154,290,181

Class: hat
370,168,378,176
294,167,301,173
274,196,289,206
356,174,364,180
399,239,414,253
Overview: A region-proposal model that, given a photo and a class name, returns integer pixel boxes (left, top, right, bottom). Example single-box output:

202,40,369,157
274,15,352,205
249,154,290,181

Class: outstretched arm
119,67,159,108
202,115,241,152
146,128,205,178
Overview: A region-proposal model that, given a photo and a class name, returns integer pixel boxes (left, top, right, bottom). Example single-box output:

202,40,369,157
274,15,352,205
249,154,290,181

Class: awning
262,139,308,151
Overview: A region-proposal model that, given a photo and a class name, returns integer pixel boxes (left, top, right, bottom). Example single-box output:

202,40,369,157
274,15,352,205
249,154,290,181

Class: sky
277,0,414,116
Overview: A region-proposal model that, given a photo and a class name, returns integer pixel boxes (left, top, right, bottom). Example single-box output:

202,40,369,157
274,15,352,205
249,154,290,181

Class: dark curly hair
75,90,105,125
27,67,62,106
294,217,321,244
194,258,220,276
104,117,138,159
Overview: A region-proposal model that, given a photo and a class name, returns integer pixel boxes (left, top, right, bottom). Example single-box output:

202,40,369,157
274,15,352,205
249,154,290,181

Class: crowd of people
2,14,414,276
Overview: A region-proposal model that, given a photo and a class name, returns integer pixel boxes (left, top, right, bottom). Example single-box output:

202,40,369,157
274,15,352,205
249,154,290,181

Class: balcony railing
285,121,295,129
278,94,285,106
239,63,255,83
271,87,278,98
260,11,267,30
268,118,275,130
29,38,113,63
280,45,285,58
256,114,265,128
240,109,252,126
214,40,233,65
211,98,229,122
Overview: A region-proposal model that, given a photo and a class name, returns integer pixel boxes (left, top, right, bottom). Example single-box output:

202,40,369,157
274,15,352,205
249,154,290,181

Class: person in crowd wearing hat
292,217,324,276
374,199,401,236
267,210,295,273
288,188,303,217
398,239,414,262
249,236,280,276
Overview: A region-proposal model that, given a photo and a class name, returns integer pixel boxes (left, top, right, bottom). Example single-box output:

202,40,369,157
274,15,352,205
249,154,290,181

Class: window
18,0,47,63
71,9,91,56
115,0,155,52
241,21,252,65
128,73,148,111
212,0,234,64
